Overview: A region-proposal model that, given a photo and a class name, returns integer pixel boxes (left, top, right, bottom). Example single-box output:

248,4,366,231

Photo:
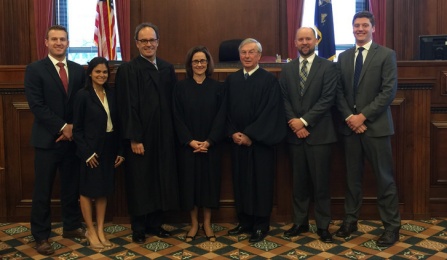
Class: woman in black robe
173,46,226,242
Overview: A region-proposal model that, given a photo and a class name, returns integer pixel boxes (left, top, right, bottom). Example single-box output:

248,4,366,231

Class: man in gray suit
335,11,401,247
280,27,337,243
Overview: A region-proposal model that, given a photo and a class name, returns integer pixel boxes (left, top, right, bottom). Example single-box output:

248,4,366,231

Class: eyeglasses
136,38,159,45
192,59,208,65
240,50,260,56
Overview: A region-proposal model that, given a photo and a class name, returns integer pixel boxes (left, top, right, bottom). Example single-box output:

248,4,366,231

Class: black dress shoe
284,224,309,237
228,225,252,235
317,228,333,243
146,227,171,238
132,232,146,244
335,221,358,237
376,229,399,247
35,239,54,255
249,229,268,243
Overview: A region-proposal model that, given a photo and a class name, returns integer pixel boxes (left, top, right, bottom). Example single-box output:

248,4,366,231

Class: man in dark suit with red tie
24,25,86,255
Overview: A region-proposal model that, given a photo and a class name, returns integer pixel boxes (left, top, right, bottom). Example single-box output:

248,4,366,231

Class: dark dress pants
31,142,82,241
343,134,401,231
289,142,332,229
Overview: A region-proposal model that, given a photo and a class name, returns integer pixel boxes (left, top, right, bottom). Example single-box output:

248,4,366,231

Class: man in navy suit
280,27,337,243
24,25,86,255
335,11,401,247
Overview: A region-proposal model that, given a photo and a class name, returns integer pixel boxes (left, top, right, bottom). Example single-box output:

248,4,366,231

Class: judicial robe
115,55,179,216
225,67,286,216
173,78,226,210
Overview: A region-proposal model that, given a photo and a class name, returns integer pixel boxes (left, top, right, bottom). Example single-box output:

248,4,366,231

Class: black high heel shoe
202,224,216,242
185,225,199,242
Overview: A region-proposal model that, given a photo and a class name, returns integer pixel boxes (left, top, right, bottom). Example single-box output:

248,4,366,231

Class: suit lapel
344,47,356,90
302,56,321,95
289,59,301,96
89,88,105,113
359,43,378,85
66,61,78,98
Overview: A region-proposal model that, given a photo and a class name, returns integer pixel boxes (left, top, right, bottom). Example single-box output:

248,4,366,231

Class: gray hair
238,38,262,53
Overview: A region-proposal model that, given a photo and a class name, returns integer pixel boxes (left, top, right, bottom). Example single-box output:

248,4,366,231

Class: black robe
225,68,286,216
115,56,179,216
173,78,226,210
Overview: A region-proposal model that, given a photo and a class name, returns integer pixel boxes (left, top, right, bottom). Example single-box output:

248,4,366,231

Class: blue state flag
315,0,336,60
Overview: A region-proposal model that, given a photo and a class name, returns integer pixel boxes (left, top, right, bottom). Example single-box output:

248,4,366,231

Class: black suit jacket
280,55,338,145
73,87,123,161
25,57,86,148
336,42,397,137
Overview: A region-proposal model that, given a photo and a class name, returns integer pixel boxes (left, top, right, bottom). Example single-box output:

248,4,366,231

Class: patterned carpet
1,219,447,259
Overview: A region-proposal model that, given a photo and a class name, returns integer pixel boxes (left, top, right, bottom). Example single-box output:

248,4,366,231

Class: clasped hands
346,113,367,134
86,153,125,168
189,140,210,153
232,132,252,146
56,124,73,142
288,118,309,139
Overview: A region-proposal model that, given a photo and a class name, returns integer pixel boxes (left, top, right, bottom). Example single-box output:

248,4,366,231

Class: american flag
94,0,117,60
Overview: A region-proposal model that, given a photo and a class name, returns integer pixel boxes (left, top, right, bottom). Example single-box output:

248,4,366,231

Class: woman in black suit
73,57,124,249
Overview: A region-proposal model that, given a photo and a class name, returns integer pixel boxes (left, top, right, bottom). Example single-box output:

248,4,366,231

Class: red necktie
57,62,68,93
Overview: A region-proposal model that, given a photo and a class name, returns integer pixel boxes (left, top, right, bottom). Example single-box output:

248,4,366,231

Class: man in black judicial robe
115,23,179,244
226,38,286,243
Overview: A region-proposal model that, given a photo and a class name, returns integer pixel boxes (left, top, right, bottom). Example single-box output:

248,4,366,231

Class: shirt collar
244,64,260,76
140,54,157,65
299,53,316,64
48,55,67,67
356,40,373,52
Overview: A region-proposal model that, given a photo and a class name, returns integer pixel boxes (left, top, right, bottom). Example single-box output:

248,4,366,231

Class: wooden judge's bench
0,61,446,223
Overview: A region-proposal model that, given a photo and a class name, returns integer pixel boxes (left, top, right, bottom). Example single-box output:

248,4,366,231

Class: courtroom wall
3,0,447,64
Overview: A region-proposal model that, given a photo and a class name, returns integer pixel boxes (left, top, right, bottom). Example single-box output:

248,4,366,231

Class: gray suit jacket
335,42,397,137
280,55,338,145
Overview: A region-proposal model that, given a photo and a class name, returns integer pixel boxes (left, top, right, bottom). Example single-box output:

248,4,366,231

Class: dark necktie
57,62,68,93
244,72,249,80
353,47,364,98
299,59,308,96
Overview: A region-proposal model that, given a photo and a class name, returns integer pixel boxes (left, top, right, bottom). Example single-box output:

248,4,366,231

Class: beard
298,47,315,57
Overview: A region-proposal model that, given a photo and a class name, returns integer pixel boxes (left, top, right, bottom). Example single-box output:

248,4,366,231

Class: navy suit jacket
25,56,86,149
336,42,397,137
73,87,123,161
280,55,338,145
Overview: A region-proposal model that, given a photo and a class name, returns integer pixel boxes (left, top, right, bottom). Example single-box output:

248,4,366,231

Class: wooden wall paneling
0,94,5,221
393,0,417,60
135,0,280,64
385,0,394,50
417,0,439,36
4,95,35,221
390,97,408,218
430,112,447,216
437,0,447,35
0,0,32,65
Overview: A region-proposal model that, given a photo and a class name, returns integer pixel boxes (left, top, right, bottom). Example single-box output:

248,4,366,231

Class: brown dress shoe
62,227,86,238
35,239,54,255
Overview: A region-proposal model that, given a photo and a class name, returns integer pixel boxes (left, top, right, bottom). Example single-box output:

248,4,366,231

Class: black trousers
30,143,82,241
131,210,163,234
238,212,270,232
